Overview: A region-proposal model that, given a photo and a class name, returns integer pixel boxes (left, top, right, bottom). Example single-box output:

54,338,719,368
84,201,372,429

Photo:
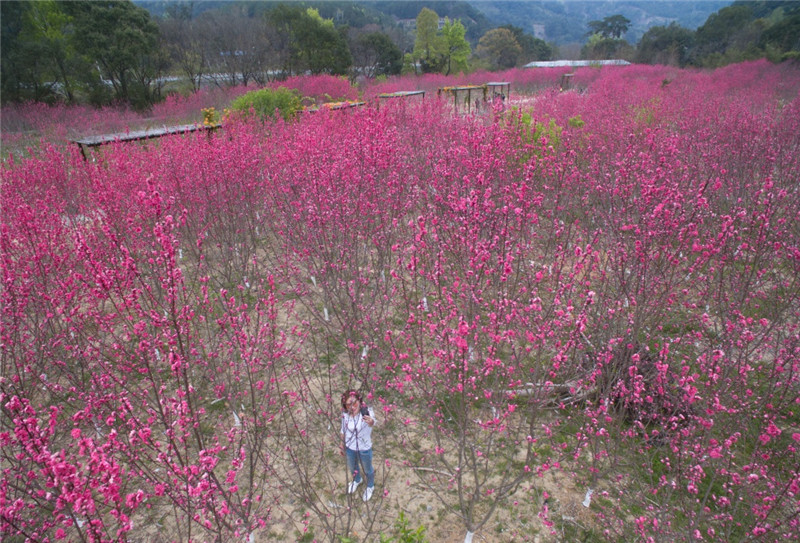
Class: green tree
583,14,633,61
587,14,631,39
64,0,161,108
695,4,753,49
0,1,24,102
635,22,695,66
581,33,633,60
268,5,352,76
2,0,51,103
268,4,305,76
353,32,403,77
412,7,444,73
21,0,79,102
440,18,471,75
0,0,92,104
692,4,755,64
401,52,417,75
759,9,800,59
301,9,352,76
476,28,523,70
498,24,553,62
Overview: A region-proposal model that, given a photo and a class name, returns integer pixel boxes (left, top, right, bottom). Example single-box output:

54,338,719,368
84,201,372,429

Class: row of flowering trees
0,68,582,154
2,60,799,542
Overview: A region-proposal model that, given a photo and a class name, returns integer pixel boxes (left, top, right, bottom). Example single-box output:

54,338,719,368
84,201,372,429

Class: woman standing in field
340,390,376,502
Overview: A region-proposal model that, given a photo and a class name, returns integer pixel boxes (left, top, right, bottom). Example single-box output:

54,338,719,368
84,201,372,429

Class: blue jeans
345,447,374,488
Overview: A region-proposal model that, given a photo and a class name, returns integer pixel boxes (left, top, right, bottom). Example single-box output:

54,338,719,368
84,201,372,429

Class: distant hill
134,1,494,41
135,0,732,45
469,1,733,44
361,1,496,41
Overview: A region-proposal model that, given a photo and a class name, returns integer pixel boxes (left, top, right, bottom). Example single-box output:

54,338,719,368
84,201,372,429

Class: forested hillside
472,0,732,44
134,0,729,44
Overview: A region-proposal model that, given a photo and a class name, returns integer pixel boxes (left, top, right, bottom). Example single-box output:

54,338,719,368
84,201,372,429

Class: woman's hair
341,389,363,411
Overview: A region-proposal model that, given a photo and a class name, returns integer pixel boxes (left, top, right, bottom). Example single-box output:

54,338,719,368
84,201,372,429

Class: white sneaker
362,487,374,502
348,480,361,494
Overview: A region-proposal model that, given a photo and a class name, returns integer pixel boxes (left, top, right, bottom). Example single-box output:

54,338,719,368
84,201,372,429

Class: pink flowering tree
545,62,800,541
1,139,291,541
375,107,601,540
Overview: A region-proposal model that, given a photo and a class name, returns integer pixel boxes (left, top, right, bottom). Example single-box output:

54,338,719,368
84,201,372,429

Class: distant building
531,24,546,40
524,59,631,68
397,17,447,31
398,18,416,30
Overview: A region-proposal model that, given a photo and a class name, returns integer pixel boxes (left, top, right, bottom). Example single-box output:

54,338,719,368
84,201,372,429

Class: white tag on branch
323,306,329,321
361,345,369,360
233,411,241,428
582,488,593,508
464,531,474,543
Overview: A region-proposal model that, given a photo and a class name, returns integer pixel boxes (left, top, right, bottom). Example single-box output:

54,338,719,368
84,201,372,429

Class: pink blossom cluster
0,86,253,152
271,74,359,104
2,60,800,542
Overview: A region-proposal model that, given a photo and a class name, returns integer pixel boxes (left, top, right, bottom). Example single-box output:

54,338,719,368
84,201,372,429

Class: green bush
504,108,564,167
230,87,302,121
380,511,428,543
568,115,585,128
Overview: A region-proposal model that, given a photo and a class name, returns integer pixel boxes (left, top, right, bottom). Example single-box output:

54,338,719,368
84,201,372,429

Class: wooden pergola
437,82,512,113
437,85,485,113
486,82,511,101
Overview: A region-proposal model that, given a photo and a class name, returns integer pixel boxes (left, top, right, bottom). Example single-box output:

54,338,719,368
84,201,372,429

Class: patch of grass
295,529,316,543
318,336,346,368
554,514,604,543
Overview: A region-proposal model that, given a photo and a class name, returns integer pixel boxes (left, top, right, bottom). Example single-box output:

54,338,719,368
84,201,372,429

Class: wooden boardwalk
377,90,425,100
73,123,216,159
